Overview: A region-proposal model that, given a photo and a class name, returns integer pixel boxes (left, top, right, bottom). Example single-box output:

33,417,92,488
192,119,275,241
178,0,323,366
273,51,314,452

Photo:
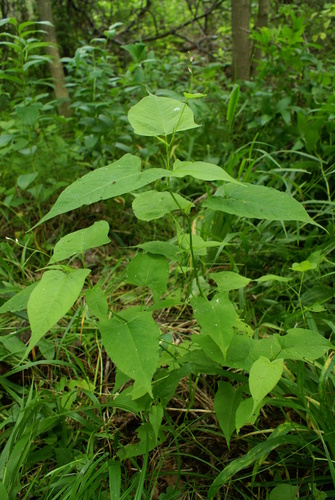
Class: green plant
0,18,75,221
1,85,333,498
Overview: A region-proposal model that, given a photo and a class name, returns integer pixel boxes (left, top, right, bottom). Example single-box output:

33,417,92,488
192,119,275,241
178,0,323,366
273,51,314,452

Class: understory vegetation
0,5,335,499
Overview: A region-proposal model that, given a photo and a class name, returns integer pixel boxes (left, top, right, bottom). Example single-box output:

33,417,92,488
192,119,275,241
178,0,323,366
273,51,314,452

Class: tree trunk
251,0,270,76
25,0,35,18
231,0,251,81
37,0,72,117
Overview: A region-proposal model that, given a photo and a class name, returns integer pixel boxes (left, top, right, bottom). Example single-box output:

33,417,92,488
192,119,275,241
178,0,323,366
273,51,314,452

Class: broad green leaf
17,172,38,190
137,241,180,261
269,484,299,500
235,397,261,433
256,274,291,283
0,283,38,314
0,134,13,147
179,233,223,256
126,253,169,301
191,293,236,357
38,154,167,225
225,335,283,372
224,333,254,370
247,337,282,366
23,56,53,71
122,43,146,63
128,95,199,136
16,104,39,126
85,285,108,320
227,84,240,133
27,269,90,352
276,328,331,360
214,382,243,449
291,260,317,272
0,18,11,28
52,221,110,262
249,357,283,411
204,183,317,225
99,309,160,396
211,271,251,291
132,190,193,221
0,73,22,85
183,92,207,99
172,160,239,184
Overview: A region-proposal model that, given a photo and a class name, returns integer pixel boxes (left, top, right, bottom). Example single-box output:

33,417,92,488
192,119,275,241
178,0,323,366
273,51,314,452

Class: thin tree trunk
37,0,72,117
26,0,35,18
251,0,270,76
231,0,251,81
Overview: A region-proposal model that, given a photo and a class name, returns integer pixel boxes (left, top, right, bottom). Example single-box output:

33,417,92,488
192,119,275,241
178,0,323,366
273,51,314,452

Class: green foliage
51,221,110,262
100,309,160,397
128,95,199,136
0,9,334,498
27,268,91,352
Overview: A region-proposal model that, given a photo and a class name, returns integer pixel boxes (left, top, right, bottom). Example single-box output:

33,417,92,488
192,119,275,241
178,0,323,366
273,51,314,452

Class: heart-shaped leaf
99,309,160,396
249,356,283,412
128,95,199,136
27,269,90,352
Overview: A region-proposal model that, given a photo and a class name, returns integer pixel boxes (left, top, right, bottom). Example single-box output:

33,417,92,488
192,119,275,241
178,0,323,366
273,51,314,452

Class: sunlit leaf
211,271,251,291
249,356,283,411
37,154,167,225
172,160,239,184
204,183,317,225
291,260,317,272
132,190,193,221
128,95,199,136
52,221,110,262
184,91,207,99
